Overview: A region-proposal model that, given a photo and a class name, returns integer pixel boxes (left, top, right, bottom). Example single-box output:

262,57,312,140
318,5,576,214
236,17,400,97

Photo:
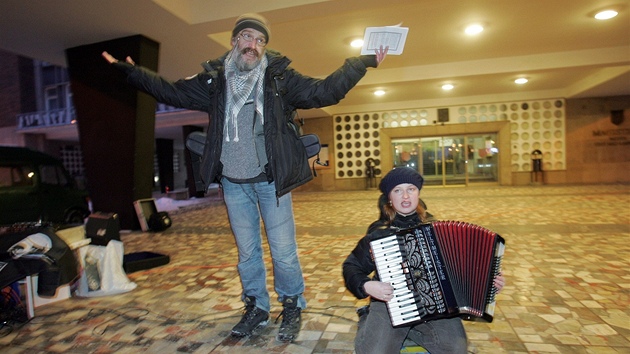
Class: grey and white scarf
224,50,267,142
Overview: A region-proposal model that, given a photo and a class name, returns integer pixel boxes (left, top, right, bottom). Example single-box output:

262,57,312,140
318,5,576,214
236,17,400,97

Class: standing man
103,13,387,342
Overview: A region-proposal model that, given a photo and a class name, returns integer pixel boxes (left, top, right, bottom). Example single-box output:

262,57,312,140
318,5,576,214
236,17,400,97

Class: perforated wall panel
333,99,566,179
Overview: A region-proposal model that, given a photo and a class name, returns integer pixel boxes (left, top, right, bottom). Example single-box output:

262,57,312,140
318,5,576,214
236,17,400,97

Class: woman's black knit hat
379,167,424,196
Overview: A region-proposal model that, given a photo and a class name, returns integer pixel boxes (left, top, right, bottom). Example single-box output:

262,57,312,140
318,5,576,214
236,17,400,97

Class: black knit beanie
379,167,424,196
232,13,271,42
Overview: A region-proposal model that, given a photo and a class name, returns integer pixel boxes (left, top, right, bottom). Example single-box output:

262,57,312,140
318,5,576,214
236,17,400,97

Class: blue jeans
355,300,467,354
221,177,306,312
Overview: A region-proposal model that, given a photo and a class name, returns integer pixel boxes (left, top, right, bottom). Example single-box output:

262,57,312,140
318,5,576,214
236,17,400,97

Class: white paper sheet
361,25,408,55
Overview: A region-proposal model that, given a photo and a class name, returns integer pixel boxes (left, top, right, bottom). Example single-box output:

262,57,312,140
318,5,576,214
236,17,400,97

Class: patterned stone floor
1,184,629,353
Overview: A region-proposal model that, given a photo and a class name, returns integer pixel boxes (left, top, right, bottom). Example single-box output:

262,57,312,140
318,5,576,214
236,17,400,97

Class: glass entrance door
391,134,498,186
466,134,499,184
442,136,466,186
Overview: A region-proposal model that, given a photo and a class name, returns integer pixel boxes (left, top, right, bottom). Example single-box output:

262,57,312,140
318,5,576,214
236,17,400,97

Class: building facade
1,49,629,196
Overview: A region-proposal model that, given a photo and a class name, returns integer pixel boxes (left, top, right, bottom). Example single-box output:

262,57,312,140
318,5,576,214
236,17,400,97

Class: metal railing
16,103,184,131
17,108,76,129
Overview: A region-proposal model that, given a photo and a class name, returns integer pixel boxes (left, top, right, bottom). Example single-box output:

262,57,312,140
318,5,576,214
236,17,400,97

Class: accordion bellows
370,221,505,327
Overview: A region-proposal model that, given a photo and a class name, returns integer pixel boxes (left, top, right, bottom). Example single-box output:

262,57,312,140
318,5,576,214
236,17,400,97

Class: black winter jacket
343,213,430,299
115,50,376,197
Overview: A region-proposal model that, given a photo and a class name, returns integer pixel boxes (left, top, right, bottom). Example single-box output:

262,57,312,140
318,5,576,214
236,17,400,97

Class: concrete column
65,35,159,230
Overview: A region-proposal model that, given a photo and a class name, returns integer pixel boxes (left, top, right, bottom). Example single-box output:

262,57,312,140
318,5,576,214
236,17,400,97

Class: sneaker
231,296,269,337
275,295,302,342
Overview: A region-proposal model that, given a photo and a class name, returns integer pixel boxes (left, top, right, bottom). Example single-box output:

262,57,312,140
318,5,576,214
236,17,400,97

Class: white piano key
392,296,416,304
373,256,403,266
392,297,417,307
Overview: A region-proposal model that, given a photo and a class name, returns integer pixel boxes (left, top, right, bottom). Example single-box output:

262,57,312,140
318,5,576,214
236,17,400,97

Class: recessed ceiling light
515,78,528,84
594,9,618,20
442,84,454,91
464,24,484,35
350,39,364,48
374,89,386,96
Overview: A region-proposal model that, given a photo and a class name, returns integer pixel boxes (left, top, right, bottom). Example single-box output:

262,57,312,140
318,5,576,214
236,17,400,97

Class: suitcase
123,251,170,273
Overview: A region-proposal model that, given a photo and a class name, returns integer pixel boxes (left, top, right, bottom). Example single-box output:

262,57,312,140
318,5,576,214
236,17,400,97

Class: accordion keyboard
371,234,423,326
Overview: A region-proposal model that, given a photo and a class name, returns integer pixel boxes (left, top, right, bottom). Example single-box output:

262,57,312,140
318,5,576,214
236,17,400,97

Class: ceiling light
464,24,484,35
515,78,528,84
594,9,618,20
350,39,364,48
374,89,385,96
442,84,454,91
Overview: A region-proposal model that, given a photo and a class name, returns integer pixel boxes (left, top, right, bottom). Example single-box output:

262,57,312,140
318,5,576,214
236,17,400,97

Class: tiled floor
1,184,629,353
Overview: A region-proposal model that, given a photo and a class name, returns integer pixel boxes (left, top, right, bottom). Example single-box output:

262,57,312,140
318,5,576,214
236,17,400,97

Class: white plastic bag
75,240,136,297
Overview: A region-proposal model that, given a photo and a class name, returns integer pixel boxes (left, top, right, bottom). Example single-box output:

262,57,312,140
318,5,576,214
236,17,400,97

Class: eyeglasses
238,31,267,47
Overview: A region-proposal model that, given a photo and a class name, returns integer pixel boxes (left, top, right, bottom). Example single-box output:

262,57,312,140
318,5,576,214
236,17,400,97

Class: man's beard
234,47,261,72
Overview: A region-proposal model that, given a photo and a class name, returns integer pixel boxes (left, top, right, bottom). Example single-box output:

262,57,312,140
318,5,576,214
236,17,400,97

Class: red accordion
369,221,505,327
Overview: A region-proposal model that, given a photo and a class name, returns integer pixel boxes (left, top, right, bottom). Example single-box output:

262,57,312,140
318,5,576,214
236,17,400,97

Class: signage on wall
591,128,630,147
587,127,630,162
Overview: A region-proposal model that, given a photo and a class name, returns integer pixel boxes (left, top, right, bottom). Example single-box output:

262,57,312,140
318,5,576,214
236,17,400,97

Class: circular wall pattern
501,99,566,171
334,113,382,178
333,98,566,179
